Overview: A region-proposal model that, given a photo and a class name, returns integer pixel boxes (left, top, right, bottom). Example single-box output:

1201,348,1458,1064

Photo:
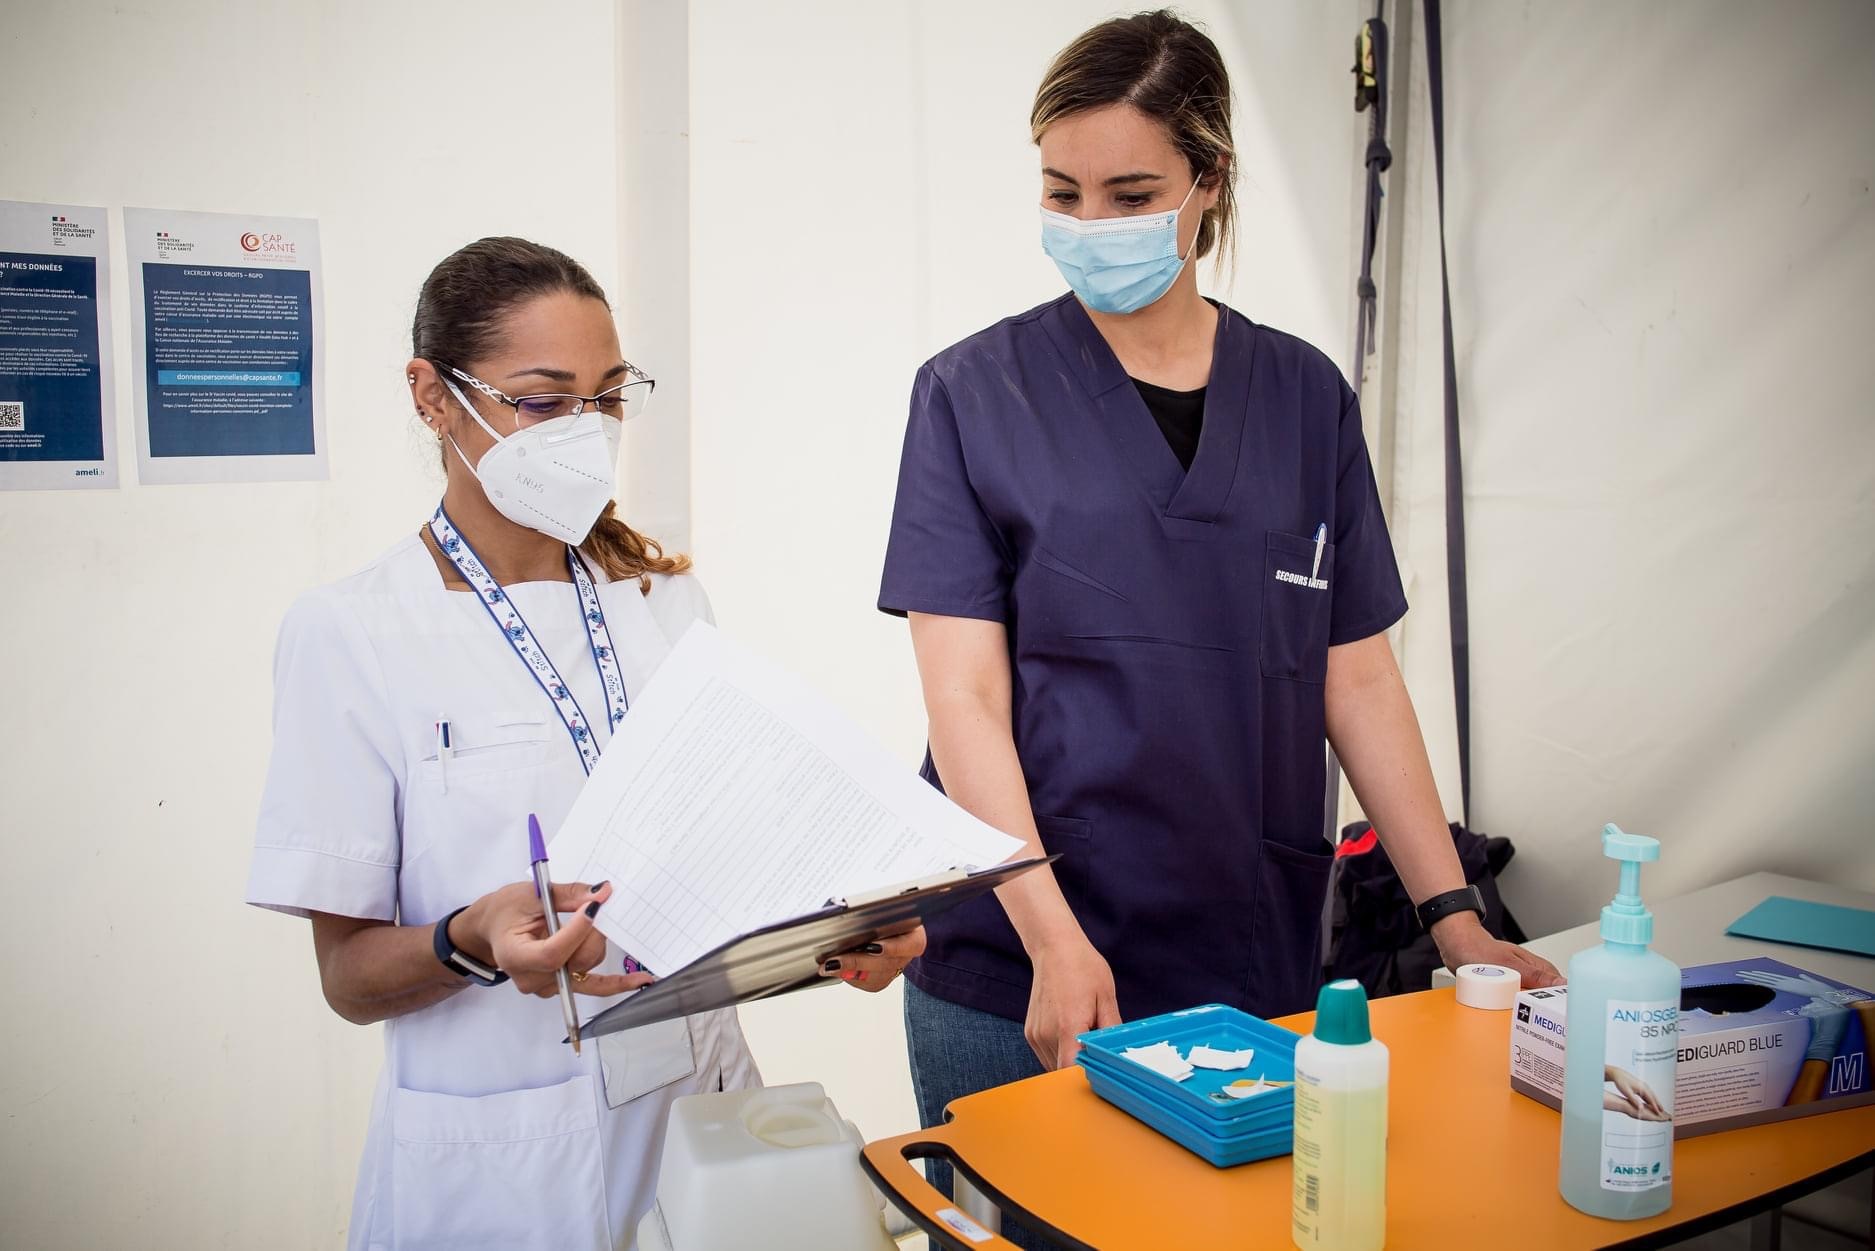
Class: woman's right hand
453,880,655,999
1025,935,1121,1070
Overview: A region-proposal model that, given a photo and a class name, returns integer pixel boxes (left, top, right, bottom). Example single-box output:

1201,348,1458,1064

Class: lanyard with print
428,504,628,775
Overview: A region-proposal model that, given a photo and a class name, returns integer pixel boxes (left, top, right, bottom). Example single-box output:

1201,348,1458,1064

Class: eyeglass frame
442,361,655,426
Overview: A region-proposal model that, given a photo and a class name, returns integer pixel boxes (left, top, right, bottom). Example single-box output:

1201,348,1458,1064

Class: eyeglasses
445,362,655,428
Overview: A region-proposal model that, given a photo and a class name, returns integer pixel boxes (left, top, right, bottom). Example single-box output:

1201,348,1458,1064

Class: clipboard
575,855,1057,1040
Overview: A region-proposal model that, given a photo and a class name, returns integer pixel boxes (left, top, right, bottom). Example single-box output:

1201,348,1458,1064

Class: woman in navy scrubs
879,9,1561,1170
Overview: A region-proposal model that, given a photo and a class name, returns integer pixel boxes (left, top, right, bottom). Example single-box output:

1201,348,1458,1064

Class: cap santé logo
239,230,298,260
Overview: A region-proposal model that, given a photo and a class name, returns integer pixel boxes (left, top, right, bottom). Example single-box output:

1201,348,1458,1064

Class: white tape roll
1455,963,1521,1010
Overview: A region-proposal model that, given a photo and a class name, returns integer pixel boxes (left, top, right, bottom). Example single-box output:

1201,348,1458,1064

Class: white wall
0,2,626,1246
1383,0,1875,933
678,0,1365,1147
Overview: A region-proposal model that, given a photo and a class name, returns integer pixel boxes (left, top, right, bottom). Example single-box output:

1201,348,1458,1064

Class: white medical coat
247,534,759,1250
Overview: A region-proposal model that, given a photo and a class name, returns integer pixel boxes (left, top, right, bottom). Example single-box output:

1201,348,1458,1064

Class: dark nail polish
584,901,601,918
862,943,884,955
591,880,608,893
822,959,842,972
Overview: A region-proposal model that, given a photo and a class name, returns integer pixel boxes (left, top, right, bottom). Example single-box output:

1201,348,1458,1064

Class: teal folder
1726,895,1875,959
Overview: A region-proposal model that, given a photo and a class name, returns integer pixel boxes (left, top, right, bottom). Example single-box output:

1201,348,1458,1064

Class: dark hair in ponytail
412,236,689,592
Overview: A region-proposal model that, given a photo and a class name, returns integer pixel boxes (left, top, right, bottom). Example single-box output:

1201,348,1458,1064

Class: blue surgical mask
1040,178,1202,315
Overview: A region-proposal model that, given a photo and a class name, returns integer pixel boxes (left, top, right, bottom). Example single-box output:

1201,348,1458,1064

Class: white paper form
547,623,1024,975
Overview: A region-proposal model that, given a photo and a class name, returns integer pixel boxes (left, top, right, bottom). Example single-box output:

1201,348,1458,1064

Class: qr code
0,402,22,431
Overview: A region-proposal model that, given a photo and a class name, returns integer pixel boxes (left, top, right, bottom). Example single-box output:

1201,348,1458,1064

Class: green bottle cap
1313,979,1373,1045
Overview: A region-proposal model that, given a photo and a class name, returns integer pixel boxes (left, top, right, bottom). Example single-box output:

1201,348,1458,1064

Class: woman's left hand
817,927,926,993
1433,914,1562,988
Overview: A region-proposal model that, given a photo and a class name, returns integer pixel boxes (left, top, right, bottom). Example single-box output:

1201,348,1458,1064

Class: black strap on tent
1352,4,1391,371
1423,0,1472,822
1324,3,1395,859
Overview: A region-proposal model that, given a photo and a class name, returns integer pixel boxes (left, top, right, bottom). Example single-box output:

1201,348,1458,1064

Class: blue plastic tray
1075,1004,1303,1168
1080,1050,1292,1141
1082,1065,1292,1167
1077,1004,1301,1122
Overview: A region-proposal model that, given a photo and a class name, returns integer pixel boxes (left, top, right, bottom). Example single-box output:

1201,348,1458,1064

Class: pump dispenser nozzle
1599,823,1660,946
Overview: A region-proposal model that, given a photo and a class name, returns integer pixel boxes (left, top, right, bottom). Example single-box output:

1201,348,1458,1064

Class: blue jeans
904,981,1049,1248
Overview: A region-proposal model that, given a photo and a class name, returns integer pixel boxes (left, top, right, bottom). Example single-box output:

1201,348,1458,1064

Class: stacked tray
1075,1003,1302,1167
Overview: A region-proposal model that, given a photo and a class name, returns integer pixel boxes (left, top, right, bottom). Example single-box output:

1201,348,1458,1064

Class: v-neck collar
1039,294,1255,523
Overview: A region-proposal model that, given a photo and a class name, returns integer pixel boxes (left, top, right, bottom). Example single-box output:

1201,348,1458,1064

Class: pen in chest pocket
1312,523,1327,581
435,717,453,792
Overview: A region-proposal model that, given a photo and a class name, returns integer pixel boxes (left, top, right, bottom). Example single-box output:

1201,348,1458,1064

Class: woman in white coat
246,236,919,1249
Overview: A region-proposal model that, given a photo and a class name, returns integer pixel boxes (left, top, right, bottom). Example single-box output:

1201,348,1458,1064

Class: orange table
862,988,1875,1249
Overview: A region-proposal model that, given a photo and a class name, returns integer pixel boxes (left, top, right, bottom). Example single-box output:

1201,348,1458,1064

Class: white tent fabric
1381,0,1875,934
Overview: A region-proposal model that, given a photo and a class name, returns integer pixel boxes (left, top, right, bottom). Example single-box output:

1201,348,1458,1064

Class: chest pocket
406,718,553,869
1260,531,1335,683
418,717,552,773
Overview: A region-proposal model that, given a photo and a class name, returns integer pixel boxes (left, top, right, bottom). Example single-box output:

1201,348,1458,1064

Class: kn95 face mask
442,377,621,546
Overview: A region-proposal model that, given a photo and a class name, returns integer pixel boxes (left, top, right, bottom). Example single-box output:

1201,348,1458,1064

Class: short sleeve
644,571,716,640
878,363,1012,621
246,591,403,920
1327,388,1409,645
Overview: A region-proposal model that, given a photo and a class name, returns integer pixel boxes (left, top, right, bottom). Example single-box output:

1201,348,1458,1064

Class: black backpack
1323,821,1528,999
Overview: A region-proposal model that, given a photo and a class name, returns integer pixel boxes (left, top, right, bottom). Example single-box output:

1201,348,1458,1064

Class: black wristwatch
1415,884,1486,931
433,904,509,986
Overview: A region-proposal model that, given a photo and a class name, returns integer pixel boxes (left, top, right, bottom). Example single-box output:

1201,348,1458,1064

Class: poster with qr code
0,200,118,490
124,207,325,484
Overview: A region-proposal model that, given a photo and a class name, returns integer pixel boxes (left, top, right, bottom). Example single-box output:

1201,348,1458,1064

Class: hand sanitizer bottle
1559,824,1680,1219
1292,979,1388,1250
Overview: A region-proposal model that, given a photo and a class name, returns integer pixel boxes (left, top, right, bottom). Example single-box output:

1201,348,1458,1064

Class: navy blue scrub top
878,294,1408,1025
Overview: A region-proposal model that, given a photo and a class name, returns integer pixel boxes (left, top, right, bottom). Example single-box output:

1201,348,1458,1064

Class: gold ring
571,970,588,983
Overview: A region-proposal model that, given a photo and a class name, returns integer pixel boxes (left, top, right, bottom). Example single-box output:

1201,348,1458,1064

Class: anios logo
240,232,263,252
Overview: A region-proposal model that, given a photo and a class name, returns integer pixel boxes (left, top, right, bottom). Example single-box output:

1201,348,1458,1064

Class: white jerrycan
636,1082,897,1251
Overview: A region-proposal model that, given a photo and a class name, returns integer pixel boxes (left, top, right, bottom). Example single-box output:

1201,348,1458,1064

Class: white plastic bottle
1292,979,1388,1250
1559,824,1679,1219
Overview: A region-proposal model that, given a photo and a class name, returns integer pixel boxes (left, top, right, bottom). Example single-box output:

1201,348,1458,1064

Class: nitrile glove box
1509,957,1875,1137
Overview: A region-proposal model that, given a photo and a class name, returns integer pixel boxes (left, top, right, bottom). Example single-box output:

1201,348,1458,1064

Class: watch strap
433,904,508,986
1416,884,1485,931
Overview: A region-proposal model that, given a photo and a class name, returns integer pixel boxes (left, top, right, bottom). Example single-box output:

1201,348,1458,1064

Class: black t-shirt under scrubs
1133,377,1206,472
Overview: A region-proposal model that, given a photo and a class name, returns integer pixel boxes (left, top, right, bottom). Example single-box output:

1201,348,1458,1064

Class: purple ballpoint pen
528,814,584,1055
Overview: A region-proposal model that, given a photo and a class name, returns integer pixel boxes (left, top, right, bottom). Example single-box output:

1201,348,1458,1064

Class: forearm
312,912,470,1025
1324,635,1468,911
926,690,1087,954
